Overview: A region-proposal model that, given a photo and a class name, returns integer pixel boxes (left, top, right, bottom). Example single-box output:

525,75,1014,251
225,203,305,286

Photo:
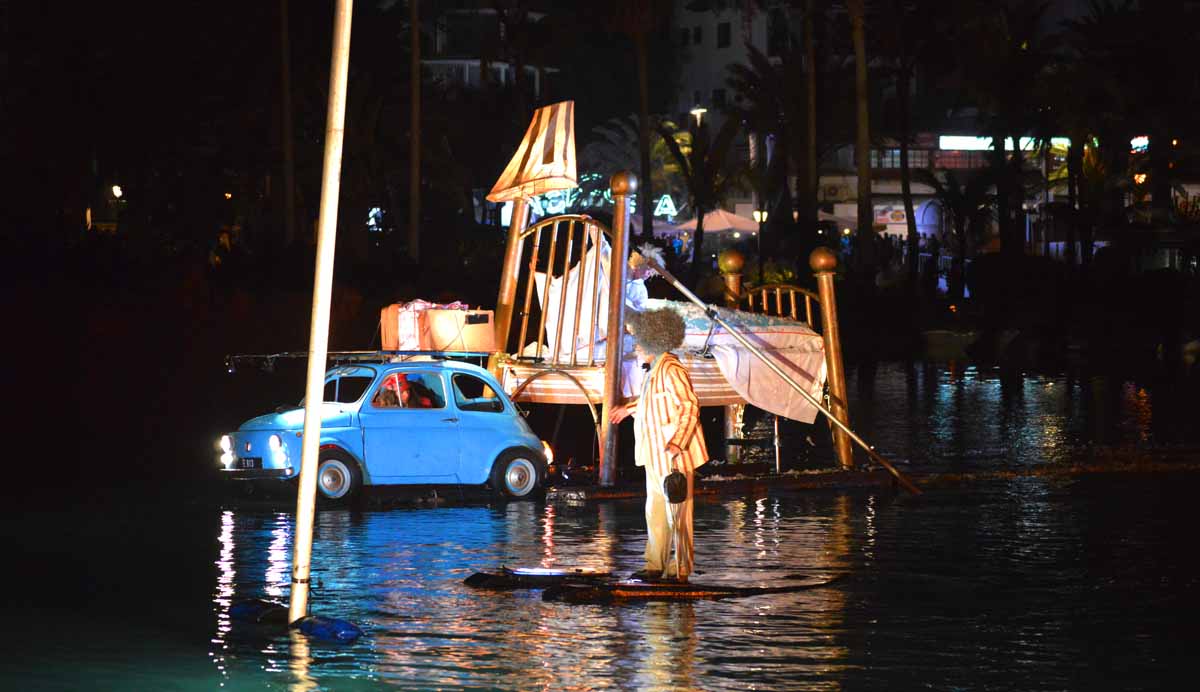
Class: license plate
237,457,262,470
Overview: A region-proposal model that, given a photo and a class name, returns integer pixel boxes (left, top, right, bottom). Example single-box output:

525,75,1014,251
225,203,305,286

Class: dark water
5,361,1198,690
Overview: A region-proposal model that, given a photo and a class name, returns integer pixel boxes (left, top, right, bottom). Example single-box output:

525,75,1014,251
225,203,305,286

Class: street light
753,209,768,283
111,185,123,199
689,106,707,128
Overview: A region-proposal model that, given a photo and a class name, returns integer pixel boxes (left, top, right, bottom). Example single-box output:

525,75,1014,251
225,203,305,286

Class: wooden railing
722,279,822,331
739,283,821,326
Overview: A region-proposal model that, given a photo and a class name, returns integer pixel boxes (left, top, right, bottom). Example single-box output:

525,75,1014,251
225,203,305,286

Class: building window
713,89,727,108
718,22,731,48
870,149,898,169
693,26,702,45
681,28,689,46
870,149,931,169
934,150,988,169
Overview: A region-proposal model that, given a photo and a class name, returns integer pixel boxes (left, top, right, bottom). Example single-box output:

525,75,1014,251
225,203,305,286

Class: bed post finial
810,248,854,469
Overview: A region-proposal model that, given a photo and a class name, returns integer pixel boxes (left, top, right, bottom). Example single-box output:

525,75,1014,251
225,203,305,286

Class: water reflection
211,509,236,684
195,361,1198,689
850,361,1200,471
204,494,872,689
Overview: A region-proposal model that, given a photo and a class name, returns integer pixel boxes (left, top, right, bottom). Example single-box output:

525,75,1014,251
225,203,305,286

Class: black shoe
629,569,660,582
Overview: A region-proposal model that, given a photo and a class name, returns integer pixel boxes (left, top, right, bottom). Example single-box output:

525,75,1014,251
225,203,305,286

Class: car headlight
268,434,283,452
220,435,232,453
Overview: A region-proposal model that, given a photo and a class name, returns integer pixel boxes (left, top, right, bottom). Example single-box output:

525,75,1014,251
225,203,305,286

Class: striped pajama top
627,352,709,478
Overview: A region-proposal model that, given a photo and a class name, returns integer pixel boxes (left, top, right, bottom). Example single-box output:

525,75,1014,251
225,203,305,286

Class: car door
450,372,515,484
358,370,460,483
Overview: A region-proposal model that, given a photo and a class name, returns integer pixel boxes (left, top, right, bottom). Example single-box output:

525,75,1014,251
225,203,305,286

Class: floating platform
463,566,614,589
465,565,843,603
542,574,844,603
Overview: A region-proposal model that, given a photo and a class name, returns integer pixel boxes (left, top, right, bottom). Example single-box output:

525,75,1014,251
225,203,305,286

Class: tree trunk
1066,137,1080,269
897,68,918,294
1149,127,1172,226
803,0,818,235
954,219,967,303
279,0,297,248
636,30,654,243
1009,136,1026,257
992,131,1011,261
690,213,706,288
408,0,421,262
849,0,874,276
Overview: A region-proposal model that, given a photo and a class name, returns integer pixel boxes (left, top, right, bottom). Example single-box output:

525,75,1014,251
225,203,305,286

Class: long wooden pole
642,254,921,495
599,171,635,487
289,0,353,625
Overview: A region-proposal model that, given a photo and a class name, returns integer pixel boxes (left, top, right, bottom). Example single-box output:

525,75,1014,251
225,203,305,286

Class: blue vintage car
218,360,548,501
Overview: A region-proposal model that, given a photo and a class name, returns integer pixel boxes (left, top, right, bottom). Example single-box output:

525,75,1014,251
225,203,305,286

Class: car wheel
317,449,362,505
490,449,543,498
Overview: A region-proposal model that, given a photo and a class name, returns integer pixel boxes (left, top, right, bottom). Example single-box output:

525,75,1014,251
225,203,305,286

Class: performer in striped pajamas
610,307,709,582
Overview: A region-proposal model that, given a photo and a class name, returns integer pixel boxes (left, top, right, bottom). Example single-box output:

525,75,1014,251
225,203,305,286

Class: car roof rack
225,350,492,373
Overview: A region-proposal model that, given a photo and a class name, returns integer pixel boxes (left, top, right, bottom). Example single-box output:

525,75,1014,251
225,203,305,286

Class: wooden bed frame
487,175,854,480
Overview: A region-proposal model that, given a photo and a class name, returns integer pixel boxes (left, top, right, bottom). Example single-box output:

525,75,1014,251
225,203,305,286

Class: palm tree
954,0,1057,262
847,0,875,274
605,0,673,243
913,168,995,302
802,0,819,238
657,117,747,288
580,114,690,216
725,41,802,256
875,0,950,293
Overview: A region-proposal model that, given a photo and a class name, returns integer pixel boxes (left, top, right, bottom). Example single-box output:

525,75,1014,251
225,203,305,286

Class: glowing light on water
211,510,237,681
265,513,291,597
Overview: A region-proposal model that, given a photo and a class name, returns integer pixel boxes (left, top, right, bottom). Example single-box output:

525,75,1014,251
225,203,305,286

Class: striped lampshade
487,100,577,203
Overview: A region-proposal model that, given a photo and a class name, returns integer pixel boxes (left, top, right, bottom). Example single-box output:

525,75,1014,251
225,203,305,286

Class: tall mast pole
289,0,354,625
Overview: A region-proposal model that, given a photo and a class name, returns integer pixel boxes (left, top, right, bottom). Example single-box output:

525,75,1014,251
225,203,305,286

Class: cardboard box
424,309,495,352
380,303,495,352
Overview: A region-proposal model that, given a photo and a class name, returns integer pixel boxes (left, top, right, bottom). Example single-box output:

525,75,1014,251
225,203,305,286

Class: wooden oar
645,257,922,495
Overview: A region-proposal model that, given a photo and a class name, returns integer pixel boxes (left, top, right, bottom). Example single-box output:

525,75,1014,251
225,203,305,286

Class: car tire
490,449,543,499
317,449,362,505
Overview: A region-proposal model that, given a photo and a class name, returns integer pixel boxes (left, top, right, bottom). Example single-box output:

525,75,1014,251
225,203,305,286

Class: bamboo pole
599,171,635,487
811,248,854,470
290,0,353,625
642,253,921,495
